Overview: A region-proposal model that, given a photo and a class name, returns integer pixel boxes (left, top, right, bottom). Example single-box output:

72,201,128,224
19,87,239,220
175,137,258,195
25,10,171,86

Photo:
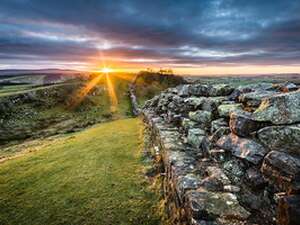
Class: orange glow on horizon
86,64,300,76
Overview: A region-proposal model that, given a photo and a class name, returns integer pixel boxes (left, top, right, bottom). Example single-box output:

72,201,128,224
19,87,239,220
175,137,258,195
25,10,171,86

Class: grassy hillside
0,74,133,146
0,118,161,225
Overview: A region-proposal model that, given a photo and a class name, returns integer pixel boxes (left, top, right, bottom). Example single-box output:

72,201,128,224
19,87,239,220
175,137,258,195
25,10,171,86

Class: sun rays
70,68,135,111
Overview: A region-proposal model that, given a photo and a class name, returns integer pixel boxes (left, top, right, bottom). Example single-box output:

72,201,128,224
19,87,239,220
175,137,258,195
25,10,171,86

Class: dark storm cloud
0,0,300,68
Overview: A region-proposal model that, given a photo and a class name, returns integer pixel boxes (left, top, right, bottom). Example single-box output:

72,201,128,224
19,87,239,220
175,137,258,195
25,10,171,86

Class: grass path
0,118,161,225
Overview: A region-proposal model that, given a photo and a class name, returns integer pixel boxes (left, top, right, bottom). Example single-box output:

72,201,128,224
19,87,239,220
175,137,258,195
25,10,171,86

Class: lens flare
69,68,135,112
105,73,118,112
70,74,104,108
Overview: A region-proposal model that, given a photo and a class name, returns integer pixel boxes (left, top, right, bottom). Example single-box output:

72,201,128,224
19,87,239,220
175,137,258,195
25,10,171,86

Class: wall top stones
142,81,300,225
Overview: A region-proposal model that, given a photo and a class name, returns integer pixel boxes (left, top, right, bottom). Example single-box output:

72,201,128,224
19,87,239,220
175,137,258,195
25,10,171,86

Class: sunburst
70,67,135,112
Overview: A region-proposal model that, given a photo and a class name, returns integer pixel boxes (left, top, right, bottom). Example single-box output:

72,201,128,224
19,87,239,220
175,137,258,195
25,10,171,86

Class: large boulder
257,125,300,155
239,90,276,108
217,133,268,164
185,190,250,220
261,151,300,192
253,90,300,125
229,110,263,137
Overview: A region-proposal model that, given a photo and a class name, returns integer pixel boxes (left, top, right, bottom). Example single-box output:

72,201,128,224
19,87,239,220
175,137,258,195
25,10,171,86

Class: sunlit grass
0,118,161,225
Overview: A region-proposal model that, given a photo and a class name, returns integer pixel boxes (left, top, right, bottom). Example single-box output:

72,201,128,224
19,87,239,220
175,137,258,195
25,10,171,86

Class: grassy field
0,118,161,225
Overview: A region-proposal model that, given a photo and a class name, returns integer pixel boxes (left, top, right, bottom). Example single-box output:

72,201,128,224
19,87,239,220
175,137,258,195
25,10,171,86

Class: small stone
223,185,241,193
209,148,227,162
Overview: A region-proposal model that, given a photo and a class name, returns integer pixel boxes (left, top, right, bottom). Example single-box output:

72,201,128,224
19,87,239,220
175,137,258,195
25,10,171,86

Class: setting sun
100,67,113,73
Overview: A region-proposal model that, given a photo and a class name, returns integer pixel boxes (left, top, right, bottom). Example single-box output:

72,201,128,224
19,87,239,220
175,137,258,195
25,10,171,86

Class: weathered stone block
189,84,209,96
182,118,198,131
189,110,212,126
185,190,250,220
184,97,205,109
257,125,300,155
229,110,262,137
211,118,228,133
207,84,233,97
239,90,276,108
188,84,233,97
245,167,266,190
277,194,300,225
176,174,201,201
218,103,243,118
205,166,231,186
217,133,268,164
210,127,231,144
253,90,300,125
261,151,300,192
223,159,245,181
187,128,206,148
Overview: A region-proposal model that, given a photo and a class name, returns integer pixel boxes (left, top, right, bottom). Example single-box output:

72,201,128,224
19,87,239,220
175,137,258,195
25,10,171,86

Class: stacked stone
142,81,300,225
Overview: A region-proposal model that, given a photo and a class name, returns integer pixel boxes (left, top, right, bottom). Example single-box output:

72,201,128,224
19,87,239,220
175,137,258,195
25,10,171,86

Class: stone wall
142,82,300,225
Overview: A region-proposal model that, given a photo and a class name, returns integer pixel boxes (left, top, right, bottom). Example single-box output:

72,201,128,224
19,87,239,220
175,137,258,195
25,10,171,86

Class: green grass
0,82,80,97
0,118,161,225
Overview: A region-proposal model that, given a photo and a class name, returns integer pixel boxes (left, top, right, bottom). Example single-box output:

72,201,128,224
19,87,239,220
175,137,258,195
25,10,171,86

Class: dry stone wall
142,81,300,225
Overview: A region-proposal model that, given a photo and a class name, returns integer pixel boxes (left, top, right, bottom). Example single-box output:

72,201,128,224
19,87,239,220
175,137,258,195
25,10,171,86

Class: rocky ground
142,81,300,225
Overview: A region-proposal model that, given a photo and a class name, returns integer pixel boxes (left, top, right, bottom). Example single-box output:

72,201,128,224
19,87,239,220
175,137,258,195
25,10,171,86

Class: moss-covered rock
253,90,300,125
257,125,300,155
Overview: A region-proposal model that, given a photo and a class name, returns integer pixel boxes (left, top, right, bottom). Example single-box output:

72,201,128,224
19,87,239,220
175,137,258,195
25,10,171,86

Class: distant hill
0,69,86,76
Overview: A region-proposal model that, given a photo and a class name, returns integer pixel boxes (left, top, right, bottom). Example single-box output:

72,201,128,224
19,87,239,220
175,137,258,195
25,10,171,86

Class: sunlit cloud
0,0,300,74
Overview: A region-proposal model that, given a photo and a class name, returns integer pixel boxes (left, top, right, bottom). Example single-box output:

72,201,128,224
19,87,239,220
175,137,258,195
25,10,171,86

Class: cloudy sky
0,0,300,74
